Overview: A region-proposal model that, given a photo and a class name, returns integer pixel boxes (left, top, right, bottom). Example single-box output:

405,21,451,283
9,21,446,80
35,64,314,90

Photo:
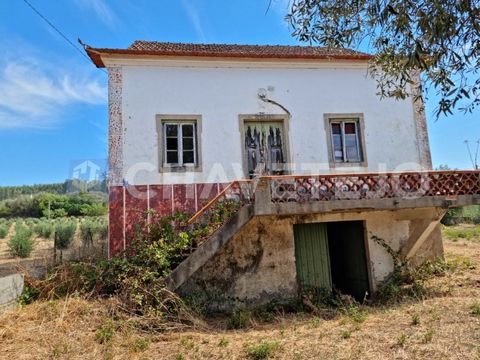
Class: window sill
329,161,368,168
160,165,202,173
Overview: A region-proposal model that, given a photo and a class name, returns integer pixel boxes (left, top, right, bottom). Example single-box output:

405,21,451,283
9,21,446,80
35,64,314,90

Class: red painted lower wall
108,183,228,256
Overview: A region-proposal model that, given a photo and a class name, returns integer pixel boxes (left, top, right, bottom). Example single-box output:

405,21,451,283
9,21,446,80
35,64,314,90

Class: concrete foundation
180,207,443,310
0,273,24,313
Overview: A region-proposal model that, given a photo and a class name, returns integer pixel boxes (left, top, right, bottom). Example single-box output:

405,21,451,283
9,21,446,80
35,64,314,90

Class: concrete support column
254,178,272,215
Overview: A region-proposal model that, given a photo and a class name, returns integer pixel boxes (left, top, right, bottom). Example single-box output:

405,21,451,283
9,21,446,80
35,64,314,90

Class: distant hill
0,179,107,201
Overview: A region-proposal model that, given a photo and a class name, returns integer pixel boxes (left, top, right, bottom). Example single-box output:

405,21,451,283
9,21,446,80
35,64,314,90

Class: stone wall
180,208,444,310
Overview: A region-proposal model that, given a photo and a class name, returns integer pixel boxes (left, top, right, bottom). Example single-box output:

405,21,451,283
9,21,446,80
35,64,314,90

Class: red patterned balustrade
269,171,480,203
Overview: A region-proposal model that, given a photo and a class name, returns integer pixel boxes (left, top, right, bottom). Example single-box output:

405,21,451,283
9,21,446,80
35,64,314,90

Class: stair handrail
187,181,238,225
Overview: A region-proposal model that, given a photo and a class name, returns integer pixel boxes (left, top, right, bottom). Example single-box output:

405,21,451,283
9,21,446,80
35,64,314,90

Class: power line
22,0,107,74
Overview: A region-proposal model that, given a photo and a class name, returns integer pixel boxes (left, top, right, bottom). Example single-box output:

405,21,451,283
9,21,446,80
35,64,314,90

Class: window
163,122,197,167
328,118,363,163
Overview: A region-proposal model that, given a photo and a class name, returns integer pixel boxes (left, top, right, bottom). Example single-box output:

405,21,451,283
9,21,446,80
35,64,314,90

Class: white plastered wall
115,59,422,185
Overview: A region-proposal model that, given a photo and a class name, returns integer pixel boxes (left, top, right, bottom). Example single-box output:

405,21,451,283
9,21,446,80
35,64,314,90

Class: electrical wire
22,0,107,74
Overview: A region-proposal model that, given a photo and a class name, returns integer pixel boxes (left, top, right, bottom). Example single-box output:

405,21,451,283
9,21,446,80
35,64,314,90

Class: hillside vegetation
0,192,107,218
0,179,107,201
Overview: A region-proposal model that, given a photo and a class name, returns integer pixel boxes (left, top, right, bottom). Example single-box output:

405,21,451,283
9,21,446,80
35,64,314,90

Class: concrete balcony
168,170,480,293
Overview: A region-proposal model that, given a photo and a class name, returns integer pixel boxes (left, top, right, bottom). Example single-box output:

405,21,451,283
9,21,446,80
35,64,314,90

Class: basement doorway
293,221,370,301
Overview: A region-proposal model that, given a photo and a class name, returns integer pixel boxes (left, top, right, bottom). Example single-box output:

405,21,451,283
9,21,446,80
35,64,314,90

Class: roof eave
85,47,373,69
85,47,106,68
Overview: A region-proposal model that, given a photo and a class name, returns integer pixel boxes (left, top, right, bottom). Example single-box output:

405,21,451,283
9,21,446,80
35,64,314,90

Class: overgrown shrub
0,223,9,238
245,341,281,360
28,212,197,322
95,218,108,240
228,308,253,329
80,219,95,247
8,222,34,257
80,217,108,245
54,220,77,250
34,221,54,239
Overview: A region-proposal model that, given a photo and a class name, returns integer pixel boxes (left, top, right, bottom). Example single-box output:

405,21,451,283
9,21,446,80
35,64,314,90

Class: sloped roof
85,41,372,68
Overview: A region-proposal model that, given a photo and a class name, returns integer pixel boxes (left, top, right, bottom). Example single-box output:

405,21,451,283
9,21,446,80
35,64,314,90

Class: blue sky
0,0,478,186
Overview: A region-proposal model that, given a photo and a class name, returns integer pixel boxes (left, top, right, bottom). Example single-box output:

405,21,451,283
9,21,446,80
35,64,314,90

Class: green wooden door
294,223,332,290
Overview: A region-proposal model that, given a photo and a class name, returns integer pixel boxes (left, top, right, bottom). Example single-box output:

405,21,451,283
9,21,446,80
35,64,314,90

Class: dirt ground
1,226,479,360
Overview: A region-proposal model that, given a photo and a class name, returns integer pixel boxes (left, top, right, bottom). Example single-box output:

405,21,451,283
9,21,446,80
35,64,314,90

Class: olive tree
286,0,480,116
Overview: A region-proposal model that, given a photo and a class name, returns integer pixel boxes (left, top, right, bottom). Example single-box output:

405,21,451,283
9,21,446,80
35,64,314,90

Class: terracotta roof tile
86,41,372,68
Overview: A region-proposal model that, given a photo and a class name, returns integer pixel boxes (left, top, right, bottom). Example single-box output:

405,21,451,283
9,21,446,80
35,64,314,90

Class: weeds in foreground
245,341,281,360
442,225,480,241
228,308,253,329
130,338,150,353
218,337,229,347
470,302,480,316
411,313,421,325
17,216,476,337
95,322,116,344
375,248,472,305
21,212,203,331
397,333,407,347
422,329,435,343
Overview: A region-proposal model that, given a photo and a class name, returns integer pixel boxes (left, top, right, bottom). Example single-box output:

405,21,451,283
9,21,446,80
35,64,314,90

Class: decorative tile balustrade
269,171,480,203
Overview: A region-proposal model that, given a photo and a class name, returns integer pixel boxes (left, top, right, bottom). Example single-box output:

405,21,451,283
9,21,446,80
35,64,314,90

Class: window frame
324,113,367,168
238,114,292,178
156,115,202,172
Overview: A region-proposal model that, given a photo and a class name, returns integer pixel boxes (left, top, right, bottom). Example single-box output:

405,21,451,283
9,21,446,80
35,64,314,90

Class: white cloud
74,0,118,28
181,0,207,42
0,59,106,129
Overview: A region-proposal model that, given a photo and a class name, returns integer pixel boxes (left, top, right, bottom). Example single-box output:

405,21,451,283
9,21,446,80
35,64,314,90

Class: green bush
28,212,195,316
80,203,107,216
8,222,34,258
228,308,252,329
54,220,77,250
80,219,95,247
95,218,108,240
34,221,54,239
0,223,9,238
95,322,116,344
245,341,281,360
0,192,107,219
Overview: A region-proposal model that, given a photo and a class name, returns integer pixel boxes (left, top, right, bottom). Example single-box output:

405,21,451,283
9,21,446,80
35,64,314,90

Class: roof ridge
86,41,373,68
128,40,362,51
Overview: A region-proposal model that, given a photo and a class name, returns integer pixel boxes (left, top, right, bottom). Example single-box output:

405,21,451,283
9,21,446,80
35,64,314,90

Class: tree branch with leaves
287,0,480,117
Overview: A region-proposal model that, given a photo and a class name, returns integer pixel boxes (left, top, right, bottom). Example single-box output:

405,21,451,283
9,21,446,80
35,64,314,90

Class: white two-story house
86,41,480,307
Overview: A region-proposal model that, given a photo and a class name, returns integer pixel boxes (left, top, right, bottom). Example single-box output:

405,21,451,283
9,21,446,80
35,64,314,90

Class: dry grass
1,229,480,359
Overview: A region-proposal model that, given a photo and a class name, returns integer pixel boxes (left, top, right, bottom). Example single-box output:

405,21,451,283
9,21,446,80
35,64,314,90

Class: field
1,225,480,359
0,217,107,276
